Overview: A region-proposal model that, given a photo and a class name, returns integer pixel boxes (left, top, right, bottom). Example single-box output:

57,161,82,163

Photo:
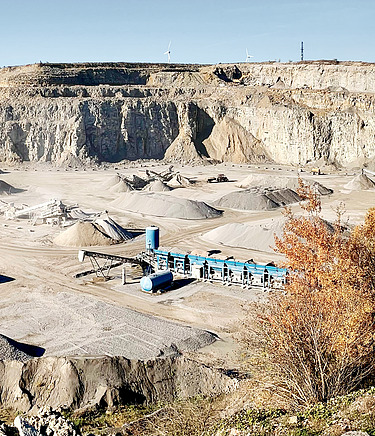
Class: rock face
1,61,375,166
0,355,237,412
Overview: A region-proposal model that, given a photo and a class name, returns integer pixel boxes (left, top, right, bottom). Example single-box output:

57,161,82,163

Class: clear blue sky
0,0,373,66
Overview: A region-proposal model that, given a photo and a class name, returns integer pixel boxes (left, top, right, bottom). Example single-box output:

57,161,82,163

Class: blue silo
145,226,159,251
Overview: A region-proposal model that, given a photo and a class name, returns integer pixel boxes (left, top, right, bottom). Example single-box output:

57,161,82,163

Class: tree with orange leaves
264,180,375,405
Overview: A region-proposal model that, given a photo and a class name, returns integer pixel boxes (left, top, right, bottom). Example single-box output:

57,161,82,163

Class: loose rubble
14,408,80,436
0,334,33,362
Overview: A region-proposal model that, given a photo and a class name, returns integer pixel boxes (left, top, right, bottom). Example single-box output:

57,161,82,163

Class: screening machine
145,226,287,289
152,249,286,289
76,225,287,291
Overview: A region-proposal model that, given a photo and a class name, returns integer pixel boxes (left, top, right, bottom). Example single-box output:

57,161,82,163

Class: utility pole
301,41,304,61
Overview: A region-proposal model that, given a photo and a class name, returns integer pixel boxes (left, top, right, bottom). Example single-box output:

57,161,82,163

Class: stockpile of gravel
312,181,333,195
202,216,335,252
95,217,133,241
214,187,300,211
143,179,172,192
266,188,301,205
111,192,222,220
102,174,123,189
0,180,22,195
109,179,134,193
8,291,217,360
202,219,286,252
238,175,333,195
168,173,192,188
238,175,293,189
0,334,33,362
344,173,375,191
54,221,114,247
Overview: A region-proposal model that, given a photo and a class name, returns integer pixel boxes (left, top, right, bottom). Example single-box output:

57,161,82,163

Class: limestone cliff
0,355,237,412
1,61,375,167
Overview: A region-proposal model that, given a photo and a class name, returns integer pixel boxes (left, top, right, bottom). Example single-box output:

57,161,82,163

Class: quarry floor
0,161,372,366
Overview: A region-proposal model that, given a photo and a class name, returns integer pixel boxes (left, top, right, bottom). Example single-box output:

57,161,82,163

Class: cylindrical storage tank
145,226,159,251
140,270,173,293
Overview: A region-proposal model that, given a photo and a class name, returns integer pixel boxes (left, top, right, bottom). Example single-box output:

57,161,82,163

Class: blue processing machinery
77,226,287,292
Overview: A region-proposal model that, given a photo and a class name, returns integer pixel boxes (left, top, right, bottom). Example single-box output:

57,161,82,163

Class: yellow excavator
311,168,321,175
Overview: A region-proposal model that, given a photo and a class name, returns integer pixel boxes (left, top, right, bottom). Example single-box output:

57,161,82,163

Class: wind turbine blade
168,40,171,50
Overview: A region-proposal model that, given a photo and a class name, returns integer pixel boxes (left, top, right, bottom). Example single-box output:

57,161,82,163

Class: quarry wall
0,61,375,167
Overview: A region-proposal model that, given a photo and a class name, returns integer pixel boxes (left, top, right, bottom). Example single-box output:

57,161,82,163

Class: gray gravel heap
0,334,33,362
214,187,301,211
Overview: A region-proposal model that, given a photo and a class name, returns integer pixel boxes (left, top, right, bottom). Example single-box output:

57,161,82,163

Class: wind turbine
246,48,253,62
164,41,171,63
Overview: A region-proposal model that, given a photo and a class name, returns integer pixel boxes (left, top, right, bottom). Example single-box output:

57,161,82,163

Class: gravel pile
0,334,33,362
102,174,123,189
143,179,172,192
109,179,134,193
0,180,22,195
2,292,217,360
95,217,133,241
238,175,333,195
214,187,300,211
312,181,333,195
111,191,222,219
344,173,375,191
202,219,286,252
54,221,114,247
168,173,193,188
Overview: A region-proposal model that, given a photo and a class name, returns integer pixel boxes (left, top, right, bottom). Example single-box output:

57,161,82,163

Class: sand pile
238,174,293,189
0,180,21,195
344,173,375,191
104,173,149,190
214,188,300,211
143,179,172,192
109,179,133,193
54,221,114,247
202,219,286,252
111,192,222,220
102,174,123,189
238,175,332,195
0,334,33,362
203,216,335,252
95,217,133,241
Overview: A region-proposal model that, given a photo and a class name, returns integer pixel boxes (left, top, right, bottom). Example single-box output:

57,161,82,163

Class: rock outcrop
0,355,237,412
15,408,79,436
1,61,375,167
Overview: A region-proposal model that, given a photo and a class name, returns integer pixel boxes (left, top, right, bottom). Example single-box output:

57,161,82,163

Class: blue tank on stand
140,270,173,292
145,226,159,251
